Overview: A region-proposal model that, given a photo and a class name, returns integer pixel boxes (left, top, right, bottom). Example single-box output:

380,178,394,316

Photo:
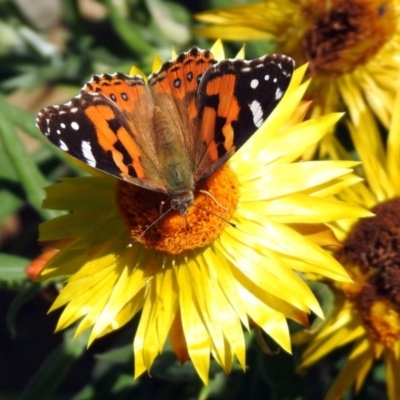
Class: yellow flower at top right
195,0,400,153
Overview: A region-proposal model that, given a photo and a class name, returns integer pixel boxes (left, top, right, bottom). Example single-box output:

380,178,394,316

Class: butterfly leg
184,214,191,232
159,200,166,216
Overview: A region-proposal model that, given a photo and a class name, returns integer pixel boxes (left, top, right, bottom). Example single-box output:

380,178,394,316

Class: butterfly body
37,47,294,215
152,105,195,214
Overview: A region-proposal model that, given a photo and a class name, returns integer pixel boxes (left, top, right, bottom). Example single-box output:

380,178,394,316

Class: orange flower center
115,164,240,255
335,198,400,349
302,0,396,76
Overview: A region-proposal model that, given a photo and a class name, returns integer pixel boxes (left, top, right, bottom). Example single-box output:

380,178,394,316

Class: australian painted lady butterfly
36,47,294,215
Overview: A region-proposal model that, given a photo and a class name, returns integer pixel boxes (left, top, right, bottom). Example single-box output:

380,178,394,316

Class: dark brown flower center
336,198,400,348
302,0,396,76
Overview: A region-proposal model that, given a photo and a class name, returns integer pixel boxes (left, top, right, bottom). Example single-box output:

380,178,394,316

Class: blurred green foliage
0,0,387,399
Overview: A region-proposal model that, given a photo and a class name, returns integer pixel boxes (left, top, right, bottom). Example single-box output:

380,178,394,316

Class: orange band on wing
84,105,146,178
115,126,146,178
204,73,240,152
200,106,218,161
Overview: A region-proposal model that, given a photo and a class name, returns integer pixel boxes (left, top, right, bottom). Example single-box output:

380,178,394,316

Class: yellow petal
235,45,245,60
219,226,322,316
325,339,373,400
176,262,211,384
151,55,163,73
194,26,272,41
239,161,359,200
386,348,400,400
210,39,225,60
204,246,249,329
237,284,292,353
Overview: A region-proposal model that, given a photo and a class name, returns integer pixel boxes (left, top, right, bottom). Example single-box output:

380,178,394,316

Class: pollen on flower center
115,164,240,254
335,198,400,349
302,0,396,75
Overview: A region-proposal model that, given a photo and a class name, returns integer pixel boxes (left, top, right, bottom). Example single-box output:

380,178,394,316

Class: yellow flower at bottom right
295,82,400,400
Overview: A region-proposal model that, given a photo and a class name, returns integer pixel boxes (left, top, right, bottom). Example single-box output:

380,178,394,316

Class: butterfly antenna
190,203,237,228
131,204,174,245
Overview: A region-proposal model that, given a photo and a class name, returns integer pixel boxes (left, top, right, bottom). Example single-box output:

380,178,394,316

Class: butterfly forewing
195,54,294,181
37,74,167,192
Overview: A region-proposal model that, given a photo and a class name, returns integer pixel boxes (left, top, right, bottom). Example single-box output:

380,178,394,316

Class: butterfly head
170,190,194,215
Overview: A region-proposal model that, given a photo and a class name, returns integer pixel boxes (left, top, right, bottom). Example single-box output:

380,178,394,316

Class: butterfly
36,47,294,215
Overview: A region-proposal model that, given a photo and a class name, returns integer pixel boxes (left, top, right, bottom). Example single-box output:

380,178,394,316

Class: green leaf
71,385,95,400
0,148,25,224
151,348,227,383
19,327,89,400
258,349,304,400
199,372,229,400
0,95,89,176
147,0,191,46
105,0,157,56
0,188,24,224
76,338,139,399
95,343,132,364
0,108,58,219
60,0,82,31
7,282,43,337
0,95,67,154
307,281,336,333
0,253,30,283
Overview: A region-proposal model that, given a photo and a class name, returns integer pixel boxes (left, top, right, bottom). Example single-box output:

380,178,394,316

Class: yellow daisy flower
295,84,400,399
37,48,369,385
195,0,400,154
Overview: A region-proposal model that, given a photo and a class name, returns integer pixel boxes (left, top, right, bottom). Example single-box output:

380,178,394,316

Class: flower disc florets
303,0,397,75
115,164,240,254
336,198,400,348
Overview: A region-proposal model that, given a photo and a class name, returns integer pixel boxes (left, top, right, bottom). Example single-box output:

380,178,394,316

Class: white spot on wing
71,121,79,130
249,100,263,128
59,140,69,151
81,141,96,167
264,74,270,81
275,87,283,100
250,79,259,89
60,123,66,129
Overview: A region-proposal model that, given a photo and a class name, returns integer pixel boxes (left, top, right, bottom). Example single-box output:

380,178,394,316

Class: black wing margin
194,54,295,180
